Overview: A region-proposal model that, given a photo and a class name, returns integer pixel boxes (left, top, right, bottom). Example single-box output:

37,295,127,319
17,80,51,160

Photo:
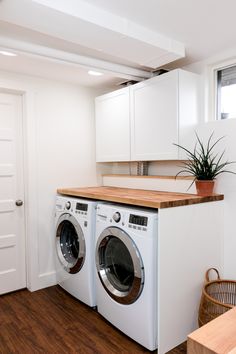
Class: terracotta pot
195,180,215,196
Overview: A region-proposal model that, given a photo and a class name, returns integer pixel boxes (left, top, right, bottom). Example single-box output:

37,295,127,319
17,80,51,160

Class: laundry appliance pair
55,195,158,350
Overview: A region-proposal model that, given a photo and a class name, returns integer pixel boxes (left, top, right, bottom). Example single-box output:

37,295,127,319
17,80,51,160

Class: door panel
0,93,26,295
0,200,15,213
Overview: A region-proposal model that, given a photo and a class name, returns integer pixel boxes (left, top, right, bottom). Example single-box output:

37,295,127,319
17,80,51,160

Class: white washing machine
95,203,158,351
55,196,97,307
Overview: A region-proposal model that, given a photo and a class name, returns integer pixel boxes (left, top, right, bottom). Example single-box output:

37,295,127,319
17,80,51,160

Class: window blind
220,65,236,86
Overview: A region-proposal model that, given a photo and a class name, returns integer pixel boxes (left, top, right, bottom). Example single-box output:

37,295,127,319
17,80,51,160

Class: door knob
16,200,23,206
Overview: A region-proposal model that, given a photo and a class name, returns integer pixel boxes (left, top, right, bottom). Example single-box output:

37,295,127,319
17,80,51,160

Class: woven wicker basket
198,268,236,327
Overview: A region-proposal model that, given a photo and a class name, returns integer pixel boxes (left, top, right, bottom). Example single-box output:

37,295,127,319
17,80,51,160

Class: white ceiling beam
33,0,185,57
0,0,185,69
0,36,153,81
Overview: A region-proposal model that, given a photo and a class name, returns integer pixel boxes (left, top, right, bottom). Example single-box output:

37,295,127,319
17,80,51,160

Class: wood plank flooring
0,286,187,353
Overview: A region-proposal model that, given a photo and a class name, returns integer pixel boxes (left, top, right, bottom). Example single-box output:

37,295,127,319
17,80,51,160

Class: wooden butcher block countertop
57,186,224,209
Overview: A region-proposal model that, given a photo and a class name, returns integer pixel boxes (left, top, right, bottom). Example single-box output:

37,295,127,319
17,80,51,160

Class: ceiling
84,0,236,62
0,0,235,89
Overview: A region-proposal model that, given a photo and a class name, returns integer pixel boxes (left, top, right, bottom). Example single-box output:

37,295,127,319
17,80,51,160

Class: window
216,64,236,120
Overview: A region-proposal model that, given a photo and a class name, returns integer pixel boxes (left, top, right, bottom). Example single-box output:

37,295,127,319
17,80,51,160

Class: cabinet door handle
16,200,23,206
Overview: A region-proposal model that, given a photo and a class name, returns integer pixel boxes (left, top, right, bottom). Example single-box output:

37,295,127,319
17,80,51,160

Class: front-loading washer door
56,213,85,274
96,226,144,305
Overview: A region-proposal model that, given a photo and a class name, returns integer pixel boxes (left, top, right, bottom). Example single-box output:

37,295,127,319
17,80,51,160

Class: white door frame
0,83,38,291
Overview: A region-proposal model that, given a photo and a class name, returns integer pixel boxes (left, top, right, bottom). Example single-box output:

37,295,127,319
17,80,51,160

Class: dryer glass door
56,214,85,274
96,226,144,304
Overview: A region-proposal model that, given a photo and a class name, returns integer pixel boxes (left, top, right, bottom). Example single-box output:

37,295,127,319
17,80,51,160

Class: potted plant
174,132,236,195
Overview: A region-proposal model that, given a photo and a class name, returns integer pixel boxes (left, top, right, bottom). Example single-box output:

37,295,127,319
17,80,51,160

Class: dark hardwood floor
0,286,186,353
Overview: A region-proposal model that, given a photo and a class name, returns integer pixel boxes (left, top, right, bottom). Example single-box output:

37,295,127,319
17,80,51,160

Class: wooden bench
187,308,236,354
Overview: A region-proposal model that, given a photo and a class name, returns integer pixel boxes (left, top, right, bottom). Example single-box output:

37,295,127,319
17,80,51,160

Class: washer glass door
96,226,144,304
56,214,85,274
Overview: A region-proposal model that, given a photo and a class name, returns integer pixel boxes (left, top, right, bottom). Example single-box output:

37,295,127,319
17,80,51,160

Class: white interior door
0,92,26,295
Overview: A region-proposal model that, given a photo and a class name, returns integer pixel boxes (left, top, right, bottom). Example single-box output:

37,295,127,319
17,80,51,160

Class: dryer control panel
96,203,158,255
96,203,159,235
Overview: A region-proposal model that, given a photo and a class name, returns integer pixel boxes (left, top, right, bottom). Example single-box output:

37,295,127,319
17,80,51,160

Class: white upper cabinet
130,69,200,161
95,87,130,162
95,69,199,162
130,70,179,161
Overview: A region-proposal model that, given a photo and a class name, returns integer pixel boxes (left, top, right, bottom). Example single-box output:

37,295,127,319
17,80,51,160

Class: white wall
0,70,99,290
184,53,236,280
35,81,99,285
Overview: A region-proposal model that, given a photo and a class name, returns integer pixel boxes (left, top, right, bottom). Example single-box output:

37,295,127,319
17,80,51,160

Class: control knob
113,212,121,223
65,201,71,210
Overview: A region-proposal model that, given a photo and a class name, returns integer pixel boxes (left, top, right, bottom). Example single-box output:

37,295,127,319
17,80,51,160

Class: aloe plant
174,132,236,182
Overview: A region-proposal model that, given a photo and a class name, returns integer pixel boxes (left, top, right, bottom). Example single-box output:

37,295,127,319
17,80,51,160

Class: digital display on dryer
129,214,148,226
76,203,88,212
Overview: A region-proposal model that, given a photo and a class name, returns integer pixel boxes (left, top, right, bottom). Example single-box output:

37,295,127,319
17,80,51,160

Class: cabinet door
178,69,200,160
95,87,130,162
130,70,179,161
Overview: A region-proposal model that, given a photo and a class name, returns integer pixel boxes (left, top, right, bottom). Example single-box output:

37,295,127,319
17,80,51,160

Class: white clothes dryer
95,203,158,351
55,196,97,307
